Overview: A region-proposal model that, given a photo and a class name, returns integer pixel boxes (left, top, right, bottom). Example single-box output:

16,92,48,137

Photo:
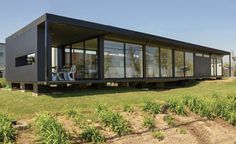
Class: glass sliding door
64,46,71,67
175,51,184,77
217,58,222,76
104,40,124,78
71,42,84,79
85,38,98,79
185,52,194,77
211,58,217,76
125,43,143,78
146,46,159,77
160,48,172,77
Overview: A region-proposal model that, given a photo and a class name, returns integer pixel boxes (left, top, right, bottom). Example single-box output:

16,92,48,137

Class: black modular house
5,14,231,93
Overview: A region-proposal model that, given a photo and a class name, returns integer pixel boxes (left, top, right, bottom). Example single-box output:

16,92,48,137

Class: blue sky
0,0,236,54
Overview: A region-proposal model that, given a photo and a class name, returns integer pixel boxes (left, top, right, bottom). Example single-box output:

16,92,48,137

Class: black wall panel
194,56,211,77
5,27,38,82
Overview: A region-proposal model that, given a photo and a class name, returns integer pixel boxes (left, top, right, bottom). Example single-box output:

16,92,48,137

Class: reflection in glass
161,48,172,77
125,43,143,78
104,40,124,78
85,38,98,79
217,58,222,76
185,52,194,77
72,42,84,79
146,46,159,77
175,51,184,77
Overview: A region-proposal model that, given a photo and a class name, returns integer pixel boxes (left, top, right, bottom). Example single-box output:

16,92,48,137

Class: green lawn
0,78,235,119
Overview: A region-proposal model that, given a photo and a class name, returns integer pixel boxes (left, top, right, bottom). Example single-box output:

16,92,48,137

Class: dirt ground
14,109,236,144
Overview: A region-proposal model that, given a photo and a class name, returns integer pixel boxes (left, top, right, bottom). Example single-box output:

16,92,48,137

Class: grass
0,78,236,120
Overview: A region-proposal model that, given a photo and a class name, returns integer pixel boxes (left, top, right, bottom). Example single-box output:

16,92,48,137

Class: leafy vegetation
143,101,162,115
123,104,134,113
163,115,175,126
168,100,186,116
142,116,156,131
34,112,70,144
152,130,164,141
0,113,15,143
95,105,131,136
0,78,7,88
183,94,236,125
79,126,105,144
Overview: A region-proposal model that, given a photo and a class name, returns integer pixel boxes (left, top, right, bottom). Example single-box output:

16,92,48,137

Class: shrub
142,116,156,131
152,130,164,141
34,112,70,144
80,126,105,144
143,101,161,115
0,113,15,143
123,104,134,113
163,115,175,126
0,78,7,88
95,106,130,136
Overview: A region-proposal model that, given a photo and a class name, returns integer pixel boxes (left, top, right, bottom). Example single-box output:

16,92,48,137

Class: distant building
0,43,5,77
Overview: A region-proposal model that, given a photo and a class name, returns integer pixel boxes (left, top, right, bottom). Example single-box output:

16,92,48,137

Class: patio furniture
68,65,77,81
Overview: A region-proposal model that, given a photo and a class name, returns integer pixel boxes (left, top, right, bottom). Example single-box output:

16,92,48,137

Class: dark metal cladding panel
5,27,38,82
194,56,211,77
37,26,46,81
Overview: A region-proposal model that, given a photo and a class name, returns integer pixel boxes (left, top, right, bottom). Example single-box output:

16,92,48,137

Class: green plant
143,101,161,115
80,126,105,144
152,130,164,141
142,116,156,131
163,115,175,126
177,128,187,134
34,112,70,144
0,113,15,143
95,106,131,136
123,104,134,113
64,105,79,118
0,78,7,88
168,100,186,116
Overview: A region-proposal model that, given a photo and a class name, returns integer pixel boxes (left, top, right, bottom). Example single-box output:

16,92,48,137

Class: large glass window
125,43,143,78
146,46,159,77
217,58,222,76
160,48,172,77
85,38,98,79
211,58,217,76
185,52,194,77
175,51,184,77
104,40,124,78
72,42,84,79
64,46,71,67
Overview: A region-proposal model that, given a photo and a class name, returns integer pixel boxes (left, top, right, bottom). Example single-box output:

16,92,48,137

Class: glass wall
185,52,194,77
175,51,184,77
217,58,222,76
85,38,98,79
211,58,217,76
160,48,172,77
125,43,143,78
104,40,124,78
146,46,159,77
71,42,84,79
64,46,71,67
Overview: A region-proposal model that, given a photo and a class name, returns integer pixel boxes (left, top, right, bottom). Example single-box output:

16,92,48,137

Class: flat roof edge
46,13,230,55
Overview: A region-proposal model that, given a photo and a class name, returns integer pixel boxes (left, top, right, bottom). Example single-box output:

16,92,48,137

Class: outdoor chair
68,65,77,81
